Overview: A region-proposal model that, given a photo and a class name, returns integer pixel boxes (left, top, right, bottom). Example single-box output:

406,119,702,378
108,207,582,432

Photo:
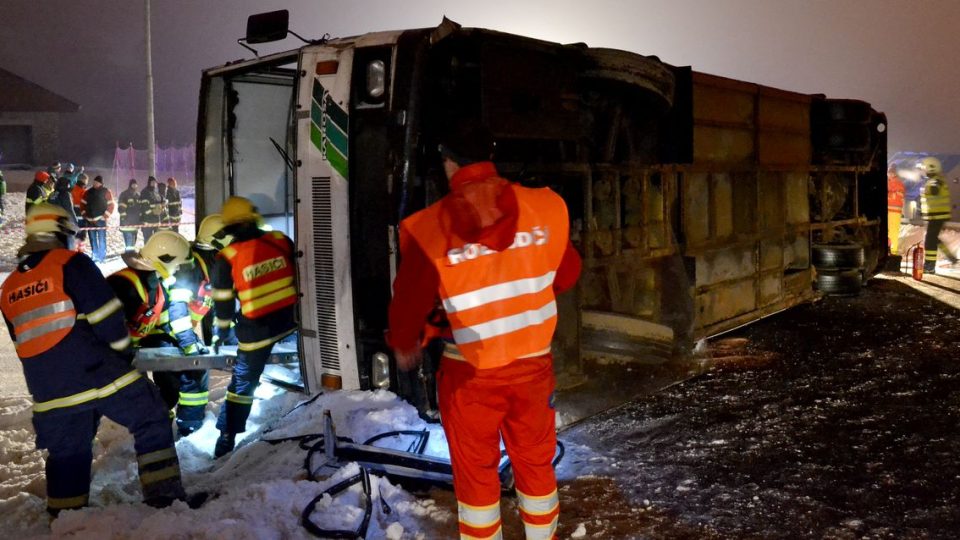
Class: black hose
361,430,431,455
301,467,373,539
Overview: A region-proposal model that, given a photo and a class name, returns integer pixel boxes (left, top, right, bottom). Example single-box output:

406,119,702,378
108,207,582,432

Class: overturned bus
175,12,887,419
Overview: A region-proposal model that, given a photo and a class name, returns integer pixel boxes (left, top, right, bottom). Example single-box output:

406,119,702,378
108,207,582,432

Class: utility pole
145,0,156,179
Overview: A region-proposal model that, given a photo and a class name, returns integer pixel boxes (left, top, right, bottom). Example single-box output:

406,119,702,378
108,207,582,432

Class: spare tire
816,269,862,296
580,48,675,109
812,244,865,270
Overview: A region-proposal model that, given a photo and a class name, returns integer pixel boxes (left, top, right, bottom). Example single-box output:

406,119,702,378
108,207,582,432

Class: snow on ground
0,384,456,539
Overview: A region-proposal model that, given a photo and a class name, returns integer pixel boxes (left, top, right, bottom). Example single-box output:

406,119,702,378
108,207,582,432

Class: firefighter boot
924,260,937,274
214,432,236,458
176,419,201,438
139,451,187,508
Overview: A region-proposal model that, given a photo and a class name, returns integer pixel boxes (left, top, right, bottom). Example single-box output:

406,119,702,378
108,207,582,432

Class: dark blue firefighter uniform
211,228,297,435
0,249,184,513
107,267,204,431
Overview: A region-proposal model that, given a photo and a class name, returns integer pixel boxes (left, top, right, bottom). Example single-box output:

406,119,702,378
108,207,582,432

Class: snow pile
0,386,456,539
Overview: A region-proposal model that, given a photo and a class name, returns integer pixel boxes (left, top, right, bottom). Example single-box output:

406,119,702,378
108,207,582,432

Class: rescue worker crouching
107,230,209,437
211,197,297,458
0,204,188,514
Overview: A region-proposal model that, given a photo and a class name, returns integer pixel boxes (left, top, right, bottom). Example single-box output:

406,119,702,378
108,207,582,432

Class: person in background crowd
210,197,298,458
71,175,90,254
63,163,83,188
47,161,61,179
81,176,115,263
0,169,7,216
51,175,79,232
140,177,164,242
164,178,183,232
26,171,51,212
156,180,170,230
0,203,188,514
119,178,143,252
388,122,581,539
108,231,206,429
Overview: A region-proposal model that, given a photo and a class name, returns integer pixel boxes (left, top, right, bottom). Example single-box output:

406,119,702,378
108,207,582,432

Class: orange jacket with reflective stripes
401,185,569,369
888,176,905,213
219,231,297,319
0,249,77,358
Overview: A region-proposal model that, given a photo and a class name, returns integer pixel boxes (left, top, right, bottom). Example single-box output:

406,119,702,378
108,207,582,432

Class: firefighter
887,164,905,255
919,156,955,273
71,174,89,253
388,123,582,539
167,215,234,436
0,169,7,216
174,213,233,346
107,231,207,434
210,197,297,457
25,171,51,211
140,177,164,242
165,177,183,232
119,178,143,252
0,204,187,514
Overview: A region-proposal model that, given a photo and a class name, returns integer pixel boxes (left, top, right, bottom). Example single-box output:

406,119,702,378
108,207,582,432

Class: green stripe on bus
325,121,348,158
325,140,348,179
324,95,348,133
310,122,324,153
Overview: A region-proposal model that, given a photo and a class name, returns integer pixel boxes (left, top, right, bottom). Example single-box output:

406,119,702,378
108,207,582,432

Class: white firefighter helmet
25,203,79,238
196,213,233,250
918,156,942,176
140,230,191,277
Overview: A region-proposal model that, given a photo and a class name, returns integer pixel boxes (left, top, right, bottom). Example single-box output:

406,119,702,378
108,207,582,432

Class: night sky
1,0,956,164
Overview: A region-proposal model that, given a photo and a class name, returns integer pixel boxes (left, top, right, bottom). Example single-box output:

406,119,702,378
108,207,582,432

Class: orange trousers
438,354,560,540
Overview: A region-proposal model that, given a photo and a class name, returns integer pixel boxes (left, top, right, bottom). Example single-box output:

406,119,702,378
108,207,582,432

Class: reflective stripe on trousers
32,370,142,413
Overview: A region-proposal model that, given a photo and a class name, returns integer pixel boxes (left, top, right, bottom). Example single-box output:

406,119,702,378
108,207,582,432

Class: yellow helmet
196,213,233,250
221,196,261,226
25,203,78,238
918,156,942,176
141,230,191,277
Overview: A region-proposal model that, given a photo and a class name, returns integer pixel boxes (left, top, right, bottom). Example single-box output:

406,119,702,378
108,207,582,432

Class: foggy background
1,0,955,164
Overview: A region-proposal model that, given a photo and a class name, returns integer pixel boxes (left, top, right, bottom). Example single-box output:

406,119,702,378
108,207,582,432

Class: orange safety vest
888,177,905,213
219,231,297,319
112,268,165,341
0,249,78,358
402,185,569,369
188,250,213,319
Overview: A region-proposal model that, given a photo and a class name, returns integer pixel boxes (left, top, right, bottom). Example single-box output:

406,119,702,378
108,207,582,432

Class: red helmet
34,171,50,182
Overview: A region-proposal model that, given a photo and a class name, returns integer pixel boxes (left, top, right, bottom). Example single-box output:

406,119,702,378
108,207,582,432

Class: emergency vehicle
144,11,887,420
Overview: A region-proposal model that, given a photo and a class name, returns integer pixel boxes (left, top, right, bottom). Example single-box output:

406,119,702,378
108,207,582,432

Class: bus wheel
812,243,865,271
816,269,863,297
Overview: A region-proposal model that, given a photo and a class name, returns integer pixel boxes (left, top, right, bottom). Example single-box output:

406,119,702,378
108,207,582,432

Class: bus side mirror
246,10,290,44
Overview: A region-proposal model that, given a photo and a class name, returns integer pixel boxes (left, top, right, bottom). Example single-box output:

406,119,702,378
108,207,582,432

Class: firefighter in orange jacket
388,123,582,540
210,197,297,457
887,164,905,254
0,204,187,514
107,231,207,436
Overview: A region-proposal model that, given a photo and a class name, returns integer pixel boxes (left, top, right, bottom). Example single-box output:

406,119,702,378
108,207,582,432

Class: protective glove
211,334,221,355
